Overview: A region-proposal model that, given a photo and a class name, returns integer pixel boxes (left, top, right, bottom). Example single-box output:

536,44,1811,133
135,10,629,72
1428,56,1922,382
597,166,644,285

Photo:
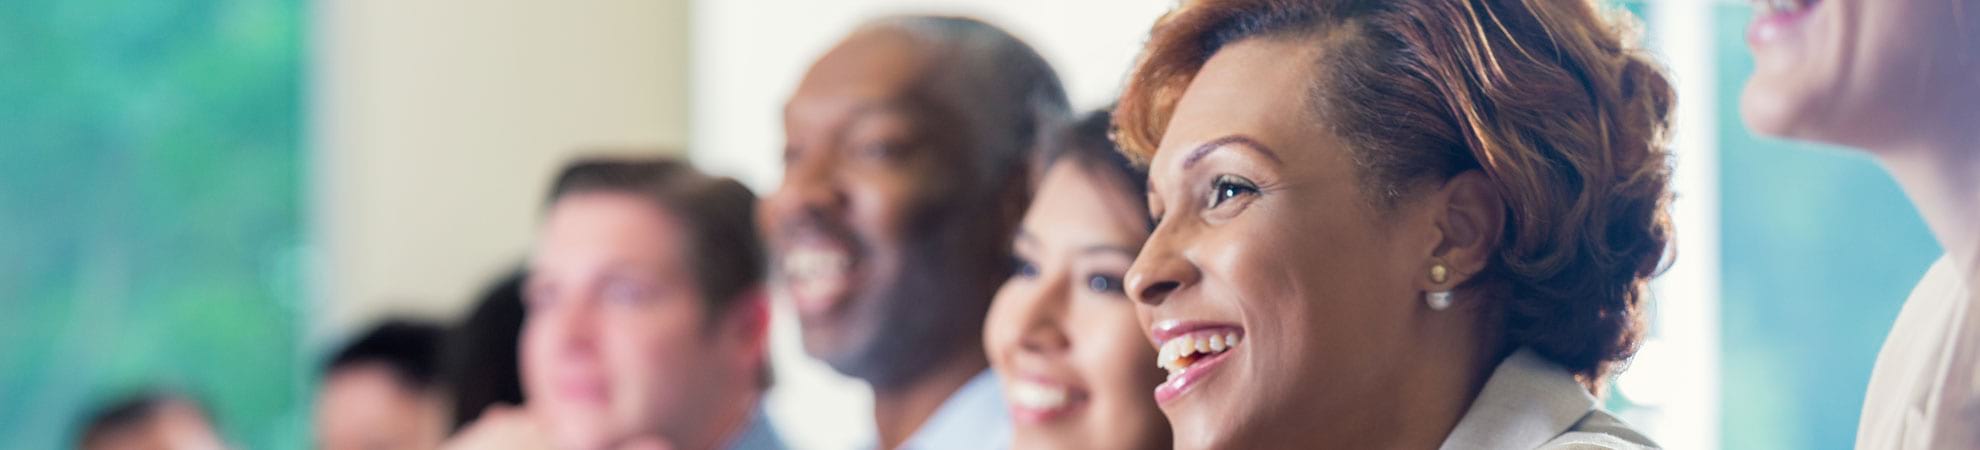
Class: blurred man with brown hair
447,157,781,450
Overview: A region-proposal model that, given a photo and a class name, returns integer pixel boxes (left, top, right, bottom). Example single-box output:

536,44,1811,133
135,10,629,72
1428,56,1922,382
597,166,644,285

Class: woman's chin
1165,409,1247,450
1740,79,1824,142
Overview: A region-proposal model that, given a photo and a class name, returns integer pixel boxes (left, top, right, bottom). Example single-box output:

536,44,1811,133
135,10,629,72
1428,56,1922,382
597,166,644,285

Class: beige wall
312,0,691,337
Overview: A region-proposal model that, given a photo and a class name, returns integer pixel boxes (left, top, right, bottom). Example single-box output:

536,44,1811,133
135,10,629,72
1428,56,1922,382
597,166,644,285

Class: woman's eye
1209,175,1260,208
1086,274,1126,295
1011,257,1040,279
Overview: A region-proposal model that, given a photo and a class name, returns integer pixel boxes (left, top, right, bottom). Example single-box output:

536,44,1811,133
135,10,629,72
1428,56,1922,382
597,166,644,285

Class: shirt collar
1438,348,1595,450
896,370,1011,450
723,400,787,450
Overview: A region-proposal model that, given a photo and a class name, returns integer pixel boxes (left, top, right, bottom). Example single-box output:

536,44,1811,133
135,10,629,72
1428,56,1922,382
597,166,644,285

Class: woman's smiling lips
1149,320,1245,404
1005,374,1090,424
1748,0,1822,48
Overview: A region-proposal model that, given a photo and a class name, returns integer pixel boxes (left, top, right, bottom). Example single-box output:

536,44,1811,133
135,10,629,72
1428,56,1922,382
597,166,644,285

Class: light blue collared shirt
725,401,787,450
884,370,1011,450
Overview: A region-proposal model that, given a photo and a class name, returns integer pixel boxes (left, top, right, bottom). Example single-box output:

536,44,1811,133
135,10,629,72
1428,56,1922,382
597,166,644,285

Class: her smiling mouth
1006,377,1090,424
1009,378,1073,411
1149,323,1245,403
1155,330,1243,381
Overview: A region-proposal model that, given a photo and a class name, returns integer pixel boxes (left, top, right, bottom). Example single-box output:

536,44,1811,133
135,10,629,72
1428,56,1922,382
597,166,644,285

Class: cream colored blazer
1438,348,1659,450
1857,255,1980,450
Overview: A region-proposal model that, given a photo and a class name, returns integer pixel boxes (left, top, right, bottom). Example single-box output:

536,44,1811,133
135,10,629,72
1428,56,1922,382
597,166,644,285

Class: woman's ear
1426,170,1504,289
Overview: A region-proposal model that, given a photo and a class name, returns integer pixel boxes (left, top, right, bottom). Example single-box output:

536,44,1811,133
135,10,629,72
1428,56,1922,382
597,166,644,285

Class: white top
1856,255,1980,450
1440,348,1659,450
876,370,1011,450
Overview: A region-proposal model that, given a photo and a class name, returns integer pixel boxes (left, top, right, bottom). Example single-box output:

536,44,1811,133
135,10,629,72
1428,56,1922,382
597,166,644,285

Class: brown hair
1116,0,1675,383
1036,108,1151,226
546,156,765,321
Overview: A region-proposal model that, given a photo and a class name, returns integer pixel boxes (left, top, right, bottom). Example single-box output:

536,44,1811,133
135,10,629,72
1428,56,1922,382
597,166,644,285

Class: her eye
1011,257,1040,279
1208,175,1259,208
1086,274,1125,295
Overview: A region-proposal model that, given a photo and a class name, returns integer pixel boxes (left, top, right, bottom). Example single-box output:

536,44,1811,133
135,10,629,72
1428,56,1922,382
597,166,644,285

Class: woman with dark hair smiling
984,109,1170,450
1113,0,1675,448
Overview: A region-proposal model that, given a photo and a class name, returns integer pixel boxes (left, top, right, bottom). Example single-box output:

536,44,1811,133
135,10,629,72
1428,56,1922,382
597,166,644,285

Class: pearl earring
1426,291,1453,311
1426,263,1453,311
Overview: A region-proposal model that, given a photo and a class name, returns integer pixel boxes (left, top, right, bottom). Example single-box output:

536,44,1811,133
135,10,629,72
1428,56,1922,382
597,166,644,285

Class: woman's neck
1878,125,1980,275
1294,311,1502,449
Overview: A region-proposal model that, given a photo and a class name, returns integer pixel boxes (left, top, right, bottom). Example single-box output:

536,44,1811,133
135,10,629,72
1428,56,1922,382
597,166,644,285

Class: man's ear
717,286,772,369
1422,170,1504,291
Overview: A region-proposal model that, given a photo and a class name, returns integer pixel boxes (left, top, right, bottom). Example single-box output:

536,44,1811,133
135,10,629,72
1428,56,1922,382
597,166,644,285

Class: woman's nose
1126,230,1199,306
1015,274,1072,354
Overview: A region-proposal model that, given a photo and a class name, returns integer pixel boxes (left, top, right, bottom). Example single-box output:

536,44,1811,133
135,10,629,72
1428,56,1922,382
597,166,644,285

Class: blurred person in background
76,389,228,450
441,269,528,432
1111,0,1673,447
1740,0,1980,447
983,109,1171,450
763,14,1069,450
447,157,781,450
315,320,450,450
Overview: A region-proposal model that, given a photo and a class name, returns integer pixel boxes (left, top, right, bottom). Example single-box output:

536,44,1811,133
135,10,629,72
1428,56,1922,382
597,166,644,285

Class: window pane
0,0,306,448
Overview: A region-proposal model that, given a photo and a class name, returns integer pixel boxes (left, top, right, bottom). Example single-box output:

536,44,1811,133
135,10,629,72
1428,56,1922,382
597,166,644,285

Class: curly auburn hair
1115,0,1675,383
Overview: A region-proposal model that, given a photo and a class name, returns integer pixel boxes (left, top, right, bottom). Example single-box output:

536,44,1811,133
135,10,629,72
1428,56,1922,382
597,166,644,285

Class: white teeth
1755,0,1806,15
782,248,852,302
1008,380,1070,410
1155,331,1244,376
782,249,848,281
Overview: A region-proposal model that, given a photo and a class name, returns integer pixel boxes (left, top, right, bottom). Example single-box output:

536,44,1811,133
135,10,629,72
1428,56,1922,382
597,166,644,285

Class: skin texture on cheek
815,119,999,386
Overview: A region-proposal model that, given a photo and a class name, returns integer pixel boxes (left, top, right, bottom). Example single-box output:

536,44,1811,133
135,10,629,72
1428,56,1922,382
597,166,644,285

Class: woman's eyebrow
1180,134,1283,171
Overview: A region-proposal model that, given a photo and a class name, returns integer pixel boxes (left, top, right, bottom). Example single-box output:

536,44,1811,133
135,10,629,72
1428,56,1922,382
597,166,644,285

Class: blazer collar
1438,348,1596,450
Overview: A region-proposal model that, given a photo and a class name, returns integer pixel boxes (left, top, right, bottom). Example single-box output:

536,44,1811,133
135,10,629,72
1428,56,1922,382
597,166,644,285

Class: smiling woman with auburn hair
1113,0,1675,448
